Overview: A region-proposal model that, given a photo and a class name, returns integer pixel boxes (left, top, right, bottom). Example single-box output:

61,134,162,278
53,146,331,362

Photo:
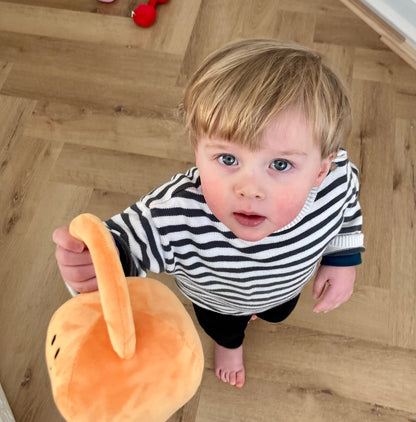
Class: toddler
53,39,364,388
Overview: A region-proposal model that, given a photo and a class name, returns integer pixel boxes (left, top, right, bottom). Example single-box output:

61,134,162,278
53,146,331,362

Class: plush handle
69,213,136,359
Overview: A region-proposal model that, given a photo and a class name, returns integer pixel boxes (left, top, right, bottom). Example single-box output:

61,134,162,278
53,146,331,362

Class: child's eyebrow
203,143,242,153
270,150,308,157
202,141,309,158
203,141,233,149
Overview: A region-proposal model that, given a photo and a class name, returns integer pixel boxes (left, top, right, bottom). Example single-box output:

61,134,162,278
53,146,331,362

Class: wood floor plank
314,43,355,87
86,189,142,221
0,1,200,55
353,48,402,84
0,103,92,422
353,47,416,92
0,137,58,257
25,101,194,162
224,0,287,41
143,0,202,55
315,6,387,50
0,60,12,90
51,143,194,195
279,0,323,14
395,90,416,120
167,387,201,422
232,3,316,45
287,282,390,344
199,321,416,414
196,369,415,422
0,96,37,244
0,94,35,152
0,2,135,46
0,29,181,83
5,0,138,18
178,0,320,85
351,80,395,290
389,118,416,348
0,31,183,115
0,183,91,422
274,10,317,45
0,0,99,13
177,0,246,85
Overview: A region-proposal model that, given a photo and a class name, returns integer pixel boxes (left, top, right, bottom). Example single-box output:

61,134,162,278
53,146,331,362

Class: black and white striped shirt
106,149,364,315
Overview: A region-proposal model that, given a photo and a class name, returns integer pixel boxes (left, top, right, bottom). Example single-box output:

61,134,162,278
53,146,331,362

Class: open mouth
233,212,266,227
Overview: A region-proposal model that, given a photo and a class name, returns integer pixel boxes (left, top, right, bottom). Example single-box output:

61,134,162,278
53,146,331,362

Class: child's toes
229,371,237,386
235,370,245,388
218,369,228,383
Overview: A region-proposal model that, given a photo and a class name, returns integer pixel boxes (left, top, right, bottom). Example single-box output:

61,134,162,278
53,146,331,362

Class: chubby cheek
200,176,227,218
270,190,309,228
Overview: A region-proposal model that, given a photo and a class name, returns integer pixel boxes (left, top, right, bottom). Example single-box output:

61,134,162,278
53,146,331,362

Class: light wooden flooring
0,1,415,421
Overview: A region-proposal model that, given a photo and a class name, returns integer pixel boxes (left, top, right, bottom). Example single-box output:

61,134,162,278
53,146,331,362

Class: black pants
193,294,300,349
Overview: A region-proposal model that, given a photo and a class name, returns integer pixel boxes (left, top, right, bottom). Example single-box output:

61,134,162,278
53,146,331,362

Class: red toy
132,0,169,27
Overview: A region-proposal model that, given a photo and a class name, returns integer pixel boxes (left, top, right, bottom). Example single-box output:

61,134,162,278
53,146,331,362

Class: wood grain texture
0,1,415,421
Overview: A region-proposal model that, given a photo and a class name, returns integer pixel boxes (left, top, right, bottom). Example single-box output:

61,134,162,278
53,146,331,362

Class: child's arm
312,265,356,313
53,226,98,293
313,155,364,313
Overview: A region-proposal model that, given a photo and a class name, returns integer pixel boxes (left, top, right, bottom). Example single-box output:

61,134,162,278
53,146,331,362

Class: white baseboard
340,0,416,69
0,383,16,422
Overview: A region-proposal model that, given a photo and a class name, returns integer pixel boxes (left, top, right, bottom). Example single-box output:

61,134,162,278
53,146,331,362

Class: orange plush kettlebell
46,213,204,422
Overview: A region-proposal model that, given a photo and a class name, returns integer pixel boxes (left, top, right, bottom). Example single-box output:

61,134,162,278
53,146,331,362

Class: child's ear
314,152,336,187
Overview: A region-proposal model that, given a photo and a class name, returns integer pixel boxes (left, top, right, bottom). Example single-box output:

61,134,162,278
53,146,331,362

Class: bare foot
249,314,258,322
215,343,245,388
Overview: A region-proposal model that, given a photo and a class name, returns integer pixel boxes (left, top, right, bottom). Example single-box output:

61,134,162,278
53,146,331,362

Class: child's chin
232,228,273,242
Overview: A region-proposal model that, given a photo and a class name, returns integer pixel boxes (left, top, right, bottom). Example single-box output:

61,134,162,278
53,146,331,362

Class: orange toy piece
46,213,204,422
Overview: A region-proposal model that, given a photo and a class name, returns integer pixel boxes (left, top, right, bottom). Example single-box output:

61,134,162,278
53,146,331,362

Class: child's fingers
313,283,337,313
56,261,98,293
312,266,356,313
57,262,96,283
65,276,99,294
55,245,93,266
53,225,99,293
52,226,85,253
313,284,349,313
312,273,327,299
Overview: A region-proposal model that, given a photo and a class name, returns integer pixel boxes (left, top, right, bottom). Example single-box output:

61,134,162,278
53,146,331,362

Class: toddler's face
194,108,334,242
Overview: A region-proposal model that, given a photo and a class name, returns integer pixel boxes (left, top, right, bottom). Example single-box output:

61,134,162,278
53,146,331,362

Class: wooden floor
0,1,415,421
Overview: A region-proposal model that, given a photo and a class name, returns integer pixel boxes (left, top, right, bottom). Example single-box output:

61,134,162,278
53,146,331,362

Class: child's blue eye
270,159,292,172
218,154,238,166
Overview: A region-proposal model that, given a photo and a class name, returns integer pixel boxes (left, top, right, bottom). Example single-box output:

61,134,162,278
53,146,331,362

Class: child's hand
53,226,98,293
312,265,356,313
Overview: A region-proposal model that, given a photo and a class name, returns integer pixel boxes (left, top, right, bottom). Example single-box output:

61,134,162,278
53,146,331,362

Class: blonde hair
181,39,352,158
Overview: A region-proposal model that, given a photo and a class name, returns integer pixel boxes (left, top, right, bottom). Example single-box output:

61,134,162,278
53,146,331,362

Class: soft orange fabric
46,214,204,422
69,213,136,359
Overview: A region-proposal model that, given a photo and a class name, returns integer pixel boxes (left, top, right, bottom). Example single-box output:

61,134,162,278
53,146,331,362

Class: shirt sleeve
105,201,166,277
65,282,80,297
321,252,362,267
322,159,365,262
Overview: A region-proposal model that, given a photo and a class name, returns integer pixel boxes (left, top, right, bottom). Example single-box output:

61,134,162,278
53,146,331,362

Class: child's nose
234,178,266,200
